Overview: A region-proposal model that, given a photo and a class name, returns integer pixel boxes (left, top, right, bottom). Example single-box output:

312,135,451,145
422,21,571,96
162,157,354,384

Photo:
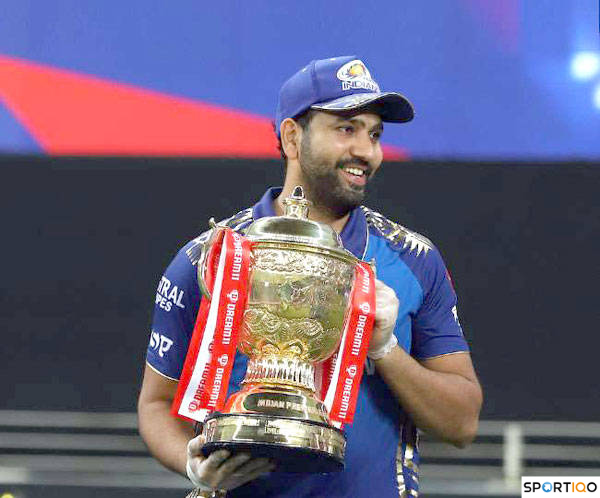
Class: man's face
296,111,384,216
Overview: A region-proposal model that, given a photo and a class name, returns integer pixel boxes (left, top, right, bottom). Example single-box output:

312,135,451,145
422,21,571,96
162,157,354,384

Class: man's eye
339,126,354,134
370,131,382,141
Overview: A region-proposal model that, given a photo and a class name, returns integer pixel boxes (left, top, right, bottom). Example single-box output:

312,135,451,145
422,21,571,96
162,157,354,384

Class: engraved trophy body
197,187,360,473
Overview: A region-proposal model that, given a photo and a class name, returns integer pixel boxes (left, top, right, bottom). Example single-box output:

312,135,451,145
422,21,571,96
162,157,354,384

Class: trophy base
201,412,345,473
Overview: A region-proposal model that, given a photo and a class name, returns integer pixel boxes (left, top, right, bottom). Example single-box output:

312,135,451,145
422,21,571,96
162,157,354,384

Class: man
138,56,482,497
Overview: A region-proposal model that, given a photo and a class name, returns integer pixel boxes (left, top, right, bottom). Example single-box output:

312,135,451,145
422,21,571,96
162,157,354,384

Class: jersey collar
252,187,368,259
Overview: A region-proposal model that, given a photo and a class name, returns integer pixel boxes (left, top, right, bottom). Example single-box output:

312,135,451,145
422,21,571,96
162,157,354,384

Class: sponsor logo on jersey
336,59,380,92
451,305,465,336
150,331,174,358
452,305,461,325
155,276,185,312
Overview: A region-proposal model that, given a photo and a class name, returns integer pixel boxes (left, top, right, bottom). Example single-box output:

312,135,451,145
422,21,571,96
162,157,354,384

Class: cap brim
310,92,414,123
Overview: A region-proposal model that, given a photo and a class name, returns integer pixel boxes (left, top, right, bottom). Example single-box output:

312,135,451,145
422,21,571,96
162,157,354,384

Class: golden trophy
195,186,368,473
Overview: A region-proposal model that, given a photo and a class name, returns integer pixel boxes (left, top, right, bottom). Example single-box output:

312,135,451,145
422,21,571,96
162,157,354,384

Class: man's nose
349,131,376,163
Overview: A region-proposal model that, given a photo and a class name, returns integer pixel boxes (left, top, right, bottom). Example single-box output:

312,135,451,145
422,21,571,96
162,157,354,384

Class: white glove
186,433,275,491
367,279,399,360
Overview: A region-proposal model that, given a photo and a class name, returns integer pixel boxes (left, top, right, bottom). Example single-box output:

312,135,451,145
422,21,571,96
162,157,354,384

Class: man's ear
280,118,302,160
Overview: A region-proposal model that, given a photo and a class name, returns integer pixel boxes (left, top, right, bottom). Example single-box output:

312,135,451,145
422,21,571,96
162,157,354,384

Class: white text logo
155,276,185,312
150,331,174,358
336,59,380,92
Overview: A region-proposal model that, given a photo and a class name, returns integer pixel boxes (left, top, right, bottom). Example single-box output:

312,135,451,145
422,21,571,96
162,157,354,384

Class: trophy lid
245,186,352,255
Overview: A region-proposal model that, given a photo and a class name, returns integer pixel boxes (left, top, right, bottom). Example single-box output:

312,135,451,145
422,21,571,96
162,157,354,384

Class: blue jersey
147,188,469,497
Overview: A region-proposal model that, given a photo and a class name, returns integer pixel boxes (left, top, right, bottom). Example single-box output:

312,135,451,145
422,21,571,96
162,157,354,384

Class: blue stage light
570,51,600,81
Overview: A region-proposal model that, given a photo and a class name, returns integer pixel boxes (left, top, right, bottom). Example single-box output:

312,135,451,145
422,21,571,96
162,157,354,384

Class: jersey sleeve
410,248,469,360
146,242,201,380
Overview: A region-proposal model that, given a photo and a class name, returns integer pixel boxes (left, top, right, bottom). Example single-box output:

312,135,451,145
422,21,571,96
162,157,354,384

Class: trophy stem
242,356,316,392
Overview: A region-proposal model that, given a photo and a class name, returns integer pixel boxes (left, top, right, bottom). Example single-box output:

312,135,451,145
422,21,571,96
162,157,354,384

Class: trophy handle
368,258,377,277
197,218,224,300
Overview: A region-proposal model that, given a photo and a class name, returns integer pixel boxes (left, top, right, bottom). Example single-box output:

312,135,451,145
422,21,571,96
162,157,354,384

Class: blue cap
275,55,414,137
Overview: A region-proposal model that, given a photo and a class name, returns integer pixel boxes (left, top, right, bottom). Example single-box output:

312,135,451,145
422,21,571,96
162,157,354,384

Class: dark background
2,156,598,420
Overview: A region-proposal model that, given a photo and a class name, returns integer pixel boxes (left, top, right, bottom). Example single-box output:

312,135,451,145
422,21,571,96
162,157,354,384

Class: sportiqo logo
346,365,357,378
359,302,371,314
217,354,229,367
522,477,599,496
227,290,239,303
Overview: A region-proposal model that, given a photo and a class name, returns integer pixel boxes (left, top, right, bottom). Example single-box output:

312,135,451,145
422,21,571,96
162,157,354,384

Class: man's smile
338,160,372,187
340,166,368,186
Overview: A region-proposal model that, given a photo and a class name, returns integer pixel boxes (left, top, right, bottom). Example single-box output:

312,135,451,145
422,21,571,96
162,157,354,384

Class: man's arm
369,279,482,447
138,364,193,476
138,364,275,491
375,349,482,448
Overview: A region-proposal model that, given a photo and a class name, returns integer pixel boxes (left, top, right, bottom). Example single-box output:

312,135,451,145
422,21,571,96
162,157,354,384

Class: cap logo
336,60,380,92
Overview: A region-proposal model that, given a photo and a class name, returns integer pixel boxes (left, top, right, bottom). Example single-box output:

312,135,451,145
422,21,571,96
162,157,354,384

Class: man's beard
298,133,371,218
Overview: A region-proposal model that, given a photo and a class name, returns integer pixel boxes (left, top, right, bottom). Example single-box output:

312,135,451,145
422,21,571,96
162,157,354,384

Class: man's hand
186,434,275,492
369,278,483,446
368,279,399,360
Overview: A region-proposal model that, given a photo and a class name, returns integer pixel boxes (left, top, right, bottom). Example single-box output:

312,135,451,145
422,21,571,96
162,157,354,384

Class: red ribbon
171,228,252,422
322,262,376,425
